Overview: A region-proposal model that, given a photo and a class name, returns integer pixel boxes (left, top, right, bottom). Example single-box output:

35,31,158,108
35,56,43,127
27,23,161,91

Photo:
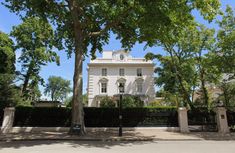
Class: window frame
137,82,143,93
137,68,142,76
101,82,107,93
119,68,125,76
101,68,107,76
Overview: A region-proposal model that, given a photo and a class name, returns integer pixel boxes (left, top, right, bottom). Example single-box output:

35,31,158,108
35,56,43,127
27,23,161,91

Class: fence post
178,107,189,133
1,107,15,134
215,107,229,134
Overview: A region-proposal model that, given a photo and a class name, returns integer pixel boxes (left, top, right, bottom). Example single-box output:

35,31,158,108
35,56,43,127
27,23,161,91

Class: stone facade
87,50,155,107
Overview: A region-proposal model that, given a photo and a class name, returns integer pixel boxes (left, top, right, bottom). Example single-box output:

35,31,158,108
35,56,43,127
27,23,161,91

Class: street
0,140,235,153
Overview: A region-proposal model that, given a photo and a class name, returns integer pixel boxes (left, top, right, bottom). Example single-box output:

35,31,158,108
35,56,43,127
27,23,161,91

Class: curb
0,137,155,142
2,137,235,142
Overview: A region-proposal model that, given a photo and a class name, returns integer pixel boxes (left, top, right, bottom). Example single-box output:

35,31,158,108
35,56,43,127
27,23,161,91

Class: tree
208,5,235,108
190,25,220,109
151,55,195,107
44,76,71,102
3,0,221,134
219,81,235,107
146,24,220,109
216,6,235,77
0,31,20,108
10,17,60,98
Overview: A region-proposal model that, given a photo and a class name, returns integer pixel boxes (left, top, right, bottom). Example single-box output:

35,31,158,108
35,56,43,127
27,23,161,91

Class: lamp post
118,83,124,137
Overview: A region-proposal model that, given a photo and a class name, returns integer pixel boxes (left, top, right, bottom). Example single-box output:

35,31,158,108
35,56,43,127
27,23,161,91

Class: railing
0,107,3,125
226,107,235,132
123,108,178,127
13,107,178,127
188,108,217,132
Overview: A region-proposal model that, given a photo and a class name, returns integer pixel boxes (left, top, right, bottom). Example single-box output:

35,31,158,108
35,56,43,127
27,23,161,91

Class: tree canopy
0,31,15,74
44,76,72,102
216,6,235,77
0,31,19,108
10,17,60,98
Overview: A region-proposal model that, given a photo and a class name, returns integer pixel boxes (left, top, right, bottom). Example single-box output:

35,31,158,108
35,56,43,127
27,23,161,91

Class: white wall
88,65,155,107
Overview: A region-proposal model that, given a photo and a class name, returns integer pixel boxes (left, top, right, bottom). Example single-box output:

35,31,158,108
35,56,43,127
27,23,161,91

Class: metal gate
188,108,217,132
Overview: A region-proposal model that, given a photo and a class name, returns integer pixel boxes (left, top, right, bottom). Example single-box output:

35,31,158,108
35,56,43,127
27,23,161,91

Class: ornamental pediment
116,77,126,83
99,77,108,82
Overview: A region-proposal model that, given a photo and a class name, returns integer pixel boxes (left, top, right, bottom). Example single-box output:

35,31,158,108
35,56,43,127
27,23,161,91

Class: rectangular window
102,68,107,76
101,82,107,93
119,83,125,93
137,83,143,93
137,68,142,76
119,68,125,76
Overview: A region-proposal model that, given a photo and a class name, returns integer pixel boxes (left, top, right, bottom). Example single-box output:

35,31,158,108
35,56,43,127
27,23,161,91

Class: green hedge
13,106,178,127
14,107,71,127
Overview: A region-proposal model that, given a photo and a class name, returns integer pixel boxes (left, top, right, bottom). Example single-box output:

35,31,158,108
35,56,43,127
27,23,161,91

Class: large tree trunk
70,51,85,135
69,0,85,135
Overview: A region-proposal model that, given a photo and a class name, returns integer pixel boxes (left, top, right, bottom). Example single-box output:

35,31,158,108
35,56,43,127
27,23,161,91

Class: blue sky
0,1,234,99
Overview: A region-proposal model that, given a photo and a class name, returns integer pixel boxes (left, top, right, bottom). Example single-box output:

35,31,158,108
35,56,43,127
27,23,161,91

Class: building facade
87,50,155,107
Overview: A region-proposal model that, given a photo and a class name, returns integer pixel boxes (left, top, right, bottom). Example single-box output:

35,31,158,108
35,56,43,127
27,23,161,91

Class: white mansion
87,50,155,107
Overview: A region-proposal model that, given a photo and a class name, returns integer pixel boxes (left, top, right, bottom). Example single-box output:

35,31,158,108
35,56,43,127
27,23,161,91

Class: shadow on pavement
0,139,155,150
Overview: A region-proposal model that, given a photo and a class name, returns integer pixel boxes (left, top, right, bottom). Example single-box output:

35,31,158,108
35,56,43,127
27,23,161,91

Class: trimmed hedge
14,107,71,127
13,106,178,127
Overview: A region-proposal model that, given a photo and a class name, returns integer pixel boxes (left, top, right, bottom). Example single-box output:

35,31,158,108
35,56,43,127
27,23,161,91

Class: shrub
100,96,116,108
122,95,144,108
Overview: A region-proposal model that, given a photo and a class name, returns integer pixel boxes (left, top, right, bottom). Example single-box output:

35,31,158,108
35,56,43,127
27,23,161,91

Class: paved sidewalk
1,128,235,141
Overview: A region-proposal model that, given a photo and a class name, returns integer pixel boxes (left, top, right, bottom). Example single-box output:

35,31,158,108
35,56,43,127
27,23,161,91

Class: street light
118,83,124,137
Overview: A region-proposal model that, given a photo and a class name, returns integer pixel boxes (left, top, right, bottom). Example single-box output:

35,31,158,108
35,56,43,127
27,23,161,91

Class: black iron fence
188,108,217,132
13,106,178,127
226,107,235,132
0,107,3,125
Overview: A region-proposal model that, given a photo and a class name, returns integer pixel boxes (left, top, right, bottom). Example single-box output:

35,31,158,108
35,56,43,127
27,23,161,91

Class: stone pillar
1,107,15,134
178,107,189,133
215,107,229,134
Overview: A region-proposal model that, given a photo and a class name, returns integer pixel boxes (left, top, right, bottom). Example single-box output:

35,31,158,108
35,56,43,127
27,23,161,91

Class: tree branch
88,6,133,37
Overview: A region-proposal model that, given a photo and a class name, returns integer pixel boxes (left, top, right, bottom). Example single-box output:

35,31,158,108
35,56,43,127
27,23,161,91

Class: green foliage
64,96,72,108
216,6,235,76
65,94,88,107
0,31,22,108
148,23,223,109
3,0,221,57
0,31,15,74
10,17,60,98
100,96,116,108
122,96,144,108
0,74,22,108
218,81,235,107
44,76,72,102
